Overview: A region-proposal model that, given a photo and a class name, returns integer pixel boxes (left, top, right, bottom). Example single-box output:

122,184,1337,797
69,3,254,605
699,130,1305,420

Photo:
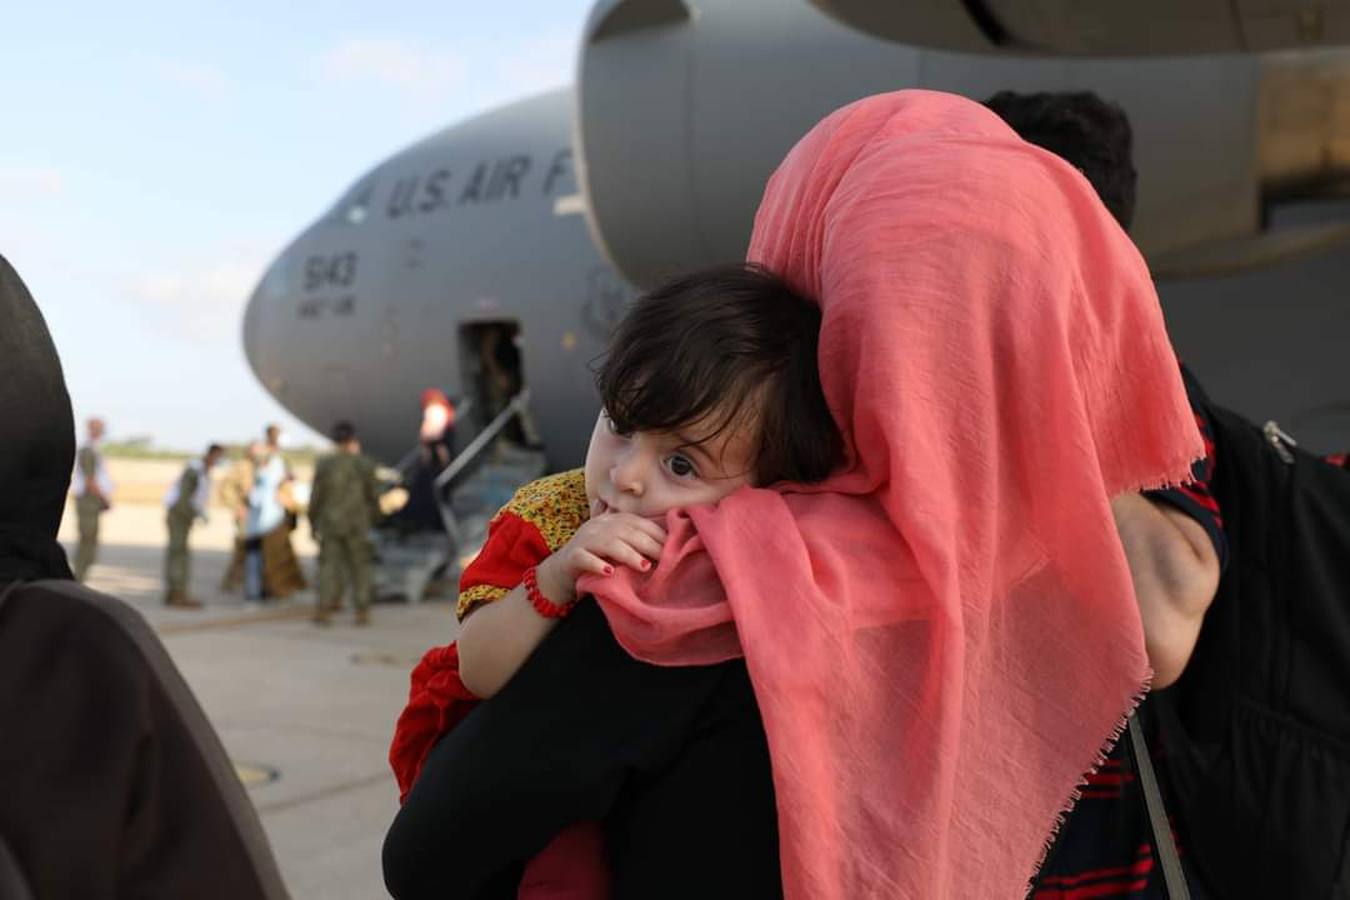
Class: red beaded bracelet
523,565,576,619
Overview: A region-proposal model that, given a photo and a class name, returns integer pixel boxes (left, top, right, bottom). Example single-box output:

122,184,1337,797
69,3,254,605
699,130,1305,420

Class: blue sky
2,0,593,449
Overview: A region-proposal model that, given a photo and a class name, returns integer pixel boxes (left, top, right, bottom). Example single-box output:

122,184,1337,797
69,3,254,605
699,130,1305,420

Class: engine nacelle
812,0,1350,57
577,0,1350,289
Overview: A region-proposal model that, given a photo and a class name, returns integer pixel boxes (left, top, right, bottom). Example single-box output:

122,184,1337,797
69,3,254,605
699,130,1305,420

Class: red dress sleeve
456,511,553,620
390,470,590,803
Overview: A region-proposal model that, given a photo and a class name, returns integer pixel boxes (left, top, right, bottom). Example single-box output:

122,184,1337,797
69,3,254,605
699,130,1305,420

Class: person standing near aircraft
243,438,284,602
479,329,518,424
309,421,381,626
477,327,544,450
390,389,456,535
244,425,306,602
218,441,261,592
419,389,455,457
71,416,113,581
162,443,224,609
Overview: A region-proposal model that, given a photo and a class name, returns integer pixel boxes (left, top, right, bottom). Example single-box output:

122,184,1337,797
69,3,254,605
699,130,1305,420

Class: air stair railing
433,389,532,548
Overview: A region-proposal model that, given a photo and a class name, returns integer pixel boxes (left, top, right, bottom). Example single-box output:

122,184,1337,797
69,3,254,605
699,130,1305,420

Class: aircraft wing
811,0,1350,55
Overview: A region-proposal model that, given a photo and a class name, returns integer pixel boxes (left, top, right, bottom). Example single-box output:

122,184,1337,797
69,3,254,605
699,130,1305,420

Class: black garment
1151,376,1350,900
0,581,288,899
0,254,75,583
383,601,782,900
393,437,454,533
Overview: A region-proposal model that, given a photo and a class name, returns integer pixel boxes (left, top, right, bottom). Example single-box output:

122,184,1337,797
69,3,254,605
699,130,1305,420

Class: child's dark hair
597,263,844,486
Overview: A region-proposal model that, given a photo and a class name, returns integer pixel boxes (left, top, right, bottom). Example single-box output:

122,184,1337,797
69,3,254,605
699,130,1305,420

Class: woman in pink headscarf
385,89,1201,899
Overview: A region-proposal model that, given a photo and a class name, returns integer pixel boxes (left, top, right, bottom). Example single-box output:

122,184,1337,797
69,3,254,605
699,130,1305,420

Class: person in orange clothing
388,389,457,536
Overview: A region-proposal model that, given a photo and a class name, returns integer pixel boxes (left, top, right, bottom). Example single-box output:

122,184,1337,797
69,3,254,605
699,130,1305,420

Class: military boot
165,591,202,609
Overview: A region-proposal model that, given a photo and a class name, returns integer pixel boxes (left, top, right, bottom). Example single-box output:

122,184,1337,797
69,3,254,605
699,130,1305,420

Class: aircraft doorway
458,321,532,447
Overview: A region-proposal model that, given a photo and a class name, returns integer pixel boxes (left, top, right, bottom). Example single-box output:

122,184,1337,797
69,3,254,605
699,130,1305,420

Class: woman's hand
535,507,667,605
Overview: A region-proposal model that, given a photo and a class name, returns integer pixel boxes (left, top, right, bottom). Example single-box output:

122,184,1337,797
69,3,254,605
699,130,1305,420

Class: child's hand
535,507,667,605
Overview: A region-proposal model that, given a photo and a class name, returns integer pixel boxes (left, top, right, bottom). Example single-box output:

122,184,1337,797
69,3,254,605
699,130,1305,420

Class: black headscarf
0,254,76,582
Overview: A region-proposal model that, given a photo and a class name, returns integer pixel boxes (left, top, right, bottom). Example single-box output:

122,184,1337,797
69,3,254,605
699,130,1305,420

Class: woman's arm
1111,492,1221,688
383,601,738,899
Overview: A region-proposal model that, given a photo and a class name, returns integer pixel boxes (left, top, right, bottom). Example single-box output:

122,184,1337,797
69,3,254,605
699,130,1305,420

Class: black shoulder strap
1126,714,1191,899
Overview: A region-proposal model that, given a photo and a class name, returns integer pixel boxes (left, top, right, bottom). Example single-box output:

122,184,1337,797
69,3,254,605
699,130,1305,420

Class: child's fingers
598,538,653,573
584,523,663,564
629,515,669,543
617,529,665,563
570,549,614,577
605,512,668,544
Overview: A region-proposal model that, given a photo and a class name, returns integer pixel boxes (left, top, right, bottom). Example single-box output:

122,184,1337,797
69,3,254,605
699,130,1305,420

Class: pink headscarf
583,90,1202,898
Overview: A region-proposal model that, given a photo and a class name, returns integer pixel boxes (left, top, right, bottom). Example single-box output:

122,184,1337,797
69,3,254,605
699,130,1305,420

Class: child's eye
664,454,698,480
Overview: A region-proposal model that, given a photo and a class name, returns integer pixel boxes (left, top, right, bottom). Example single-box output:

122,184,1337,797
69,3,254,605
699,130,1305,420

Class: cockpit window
335,181,375,226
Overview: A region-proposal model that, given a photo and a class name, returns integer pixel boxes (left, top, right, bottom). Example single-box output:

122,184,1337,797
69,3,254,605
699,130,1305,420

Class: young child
388,262,845,898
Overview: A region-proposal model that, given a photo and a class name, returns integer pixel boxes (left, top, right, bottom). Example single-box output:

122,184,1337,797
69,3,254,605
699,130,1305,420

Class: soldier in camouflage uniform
72,417,112,581
308,422,381,626
163,444,224,608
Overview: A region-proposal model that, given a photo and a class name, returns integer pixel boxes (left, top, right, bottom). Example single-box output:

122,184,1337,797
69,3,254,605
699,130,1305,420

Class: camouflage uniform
72,445,106,581
164,463,206,604
309,451,381,623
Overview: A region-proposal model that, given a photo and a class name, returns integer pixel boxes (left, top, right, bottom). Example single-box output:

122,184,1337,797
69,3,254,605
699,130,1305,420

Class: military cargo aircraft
244,0,1350,466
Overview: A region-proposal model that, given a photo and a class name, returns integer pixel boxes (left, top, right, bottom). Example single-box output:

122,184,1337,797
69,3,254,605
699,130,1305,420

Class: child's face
583,411,755,520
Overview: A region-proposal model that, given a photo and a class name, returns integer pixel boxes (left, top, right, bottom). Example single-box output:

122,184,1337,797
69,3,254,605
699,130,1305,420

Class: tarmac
56,463,474,899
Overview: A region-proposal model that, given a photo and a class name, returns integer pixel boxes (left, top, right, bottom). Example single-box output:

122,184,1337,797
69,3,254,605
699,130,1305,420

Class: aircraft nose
242,255,288,391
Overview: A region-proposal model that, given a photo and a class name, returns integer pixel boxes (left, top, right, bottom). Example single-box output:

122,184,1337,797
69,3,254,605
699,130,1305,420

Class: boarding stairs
373,391,545,603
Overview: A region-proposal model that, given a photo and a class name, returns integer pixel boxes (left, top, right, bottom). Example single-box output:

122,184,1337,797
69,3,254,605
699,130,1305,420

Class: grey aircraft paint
244,89,634,465
245,0,1350,466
